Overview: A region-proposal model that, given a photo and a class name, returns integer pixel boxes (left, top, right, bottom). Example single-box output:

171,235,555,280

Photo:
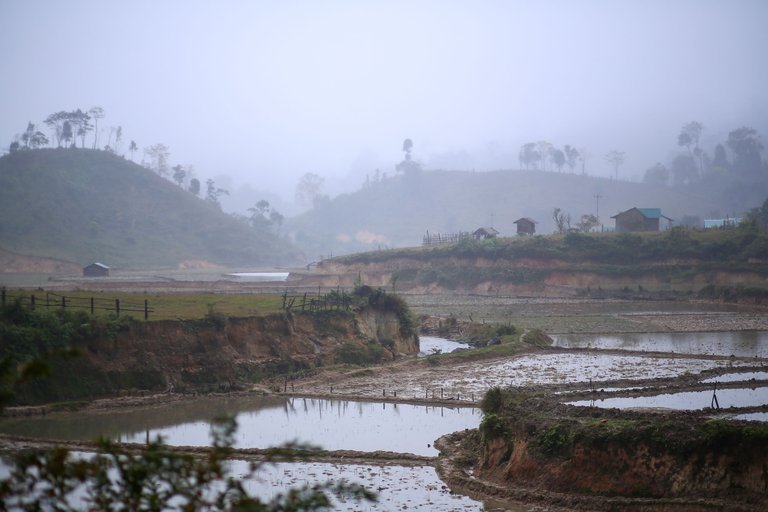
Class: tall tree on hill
552,208,571,234
248,200,271,229
537,141,553,171
20,122,48,149
578,147,590,174
643,162,670,187
205,179,229,208
145,143,170,176
44,111,66,147
550,147,565,172
114,126,123,153
518,143,540,170
188,178,201,196
67,109,92,148
671,153,698,187
61,121,74,147
678,121,704,175
269,210,284,234
395,138,422,175
564,145,579,173
726,126,764,177
88,106,105,149
172,164,186,187
604,150,625,180
129,140,138,161
295,172,325,207
712,143,729,169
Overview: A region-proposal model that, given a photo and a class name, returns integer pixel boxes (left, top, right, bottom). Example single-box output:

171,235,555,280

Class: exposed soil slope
9,308,418,405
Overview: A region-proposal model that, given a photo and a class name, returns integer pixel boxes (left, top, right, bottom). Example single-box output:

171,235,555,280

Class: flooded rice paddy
567,387,768,411
0,397,479,457
332,352,756,401
234,461,484,511
419,336,471,356
551,331,768,358
0,457,485,511
701,371,768,383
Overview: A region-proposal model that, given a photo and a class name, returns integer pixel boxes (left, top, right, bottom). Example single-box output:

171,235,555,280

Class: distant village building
83,262,110,277
611,208,673,233
704,217,742,229
473,227,499,240
513,217,537,235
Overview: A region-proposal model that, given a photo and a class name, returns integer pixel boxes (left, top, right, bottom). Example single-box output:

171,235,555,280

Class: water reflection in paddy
701,372,768,383
236,460,484,511
418,336,470,356
0,396,479,457
733,412,768,422
568,386,768,410
0,458,486,511
551,331,768,358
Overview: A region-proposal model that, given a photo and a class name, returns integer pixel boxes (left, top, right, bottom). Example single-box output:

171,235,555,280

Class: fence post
115,298,120,317
30,294,35,310
1,287,5,306
144,299,149,320
90,297,95,315
61,295,66,309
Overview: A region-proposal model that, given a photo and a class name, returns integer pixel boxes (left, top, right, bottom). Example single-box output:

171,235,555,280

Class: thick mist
1,0,767,214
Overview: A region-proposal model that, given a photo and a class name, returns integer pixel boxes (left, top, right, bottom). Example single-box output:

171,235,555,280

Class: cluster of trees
295,172,327,208
362,138,419,189
247,199,284,234
6,108,241,211
9,108,129,154
395,138,422,175
519,142,629,180
643,122,765,188
552,208,599,234
519,142,584,174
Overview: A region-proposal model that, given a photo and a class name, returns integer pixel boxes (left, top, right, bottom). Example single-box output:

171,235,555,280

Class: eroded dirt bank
8,307,418,405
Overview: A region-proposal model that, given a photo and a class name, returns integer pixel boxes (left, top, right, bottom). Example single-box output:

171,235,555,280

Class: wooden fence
281,289,354,313
422,230,472,246
1,289,153,320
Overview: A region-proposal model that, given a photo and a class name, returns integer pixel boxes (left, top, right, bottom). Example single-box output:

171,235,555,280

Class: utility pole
594,193,602,220
595,193,603,232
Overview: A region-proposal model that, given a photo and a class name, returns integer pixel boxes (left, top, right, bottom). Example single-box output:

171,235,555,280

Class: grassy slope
0,149,301,268
285,169,724,258
330,227,768,293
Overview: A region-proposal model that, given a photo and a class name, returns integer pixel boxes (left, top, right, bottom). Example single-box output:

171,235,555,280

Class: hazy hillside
0,149,301,269
286,169,737,259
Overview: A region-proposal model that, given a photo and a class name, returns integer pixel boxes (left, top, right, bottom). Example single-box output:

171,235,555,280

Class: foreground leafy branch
0,417,376,511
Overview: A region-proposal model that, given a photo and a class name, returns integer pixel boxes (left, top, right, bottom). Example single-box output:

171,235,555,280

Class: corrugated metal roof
637,208,662,219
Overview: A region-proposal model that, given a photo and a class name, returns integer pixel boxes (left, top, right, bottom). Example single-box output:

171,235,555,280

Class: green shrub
336,341,384,366
479,413,508,441
480,387,504,414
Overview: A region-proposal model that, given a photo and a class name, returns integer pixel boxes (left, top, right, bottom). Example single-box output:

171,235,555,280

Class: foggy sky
2,0,767,213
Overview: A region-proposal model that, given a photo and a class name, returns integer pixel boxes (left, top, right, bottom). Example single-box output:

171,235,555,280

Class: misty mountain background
1,1,767,267
2,1,767,202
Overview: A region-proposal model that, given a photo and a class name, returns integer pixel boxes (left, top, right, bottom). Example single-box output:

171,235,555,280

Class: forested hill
0,149,301,269
286,169,741,259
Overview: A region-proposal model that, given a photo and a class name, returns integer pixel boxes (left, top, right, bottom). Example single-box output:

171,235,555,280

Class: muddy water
0,456,486,511
235,461,485,510
551,331,768,357
0,396,479,457
418,336,470,356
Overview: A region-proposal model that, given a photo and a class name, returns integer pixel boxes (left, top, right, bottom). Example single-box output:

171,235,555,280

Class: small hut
513,217,537,235
473,227,499,240
612,208,672,233
83,262,110,277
